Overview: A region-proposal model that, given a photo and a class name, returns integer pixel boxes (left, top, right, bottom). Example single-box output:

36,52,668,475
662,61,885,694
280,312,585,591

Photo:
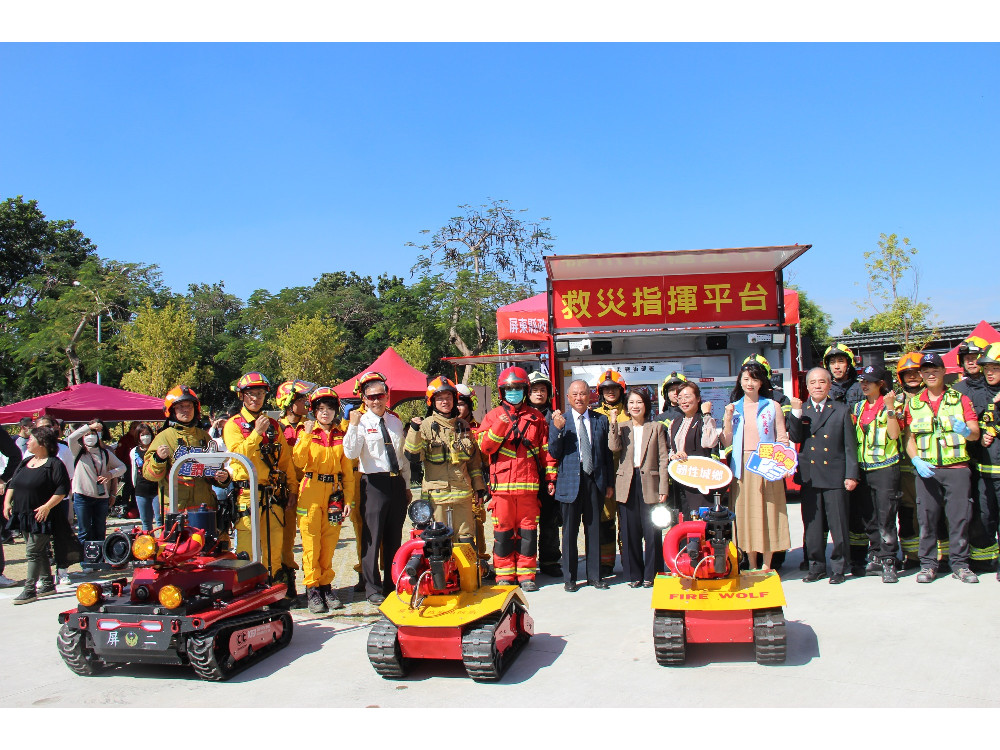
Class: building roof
835,322,1000,350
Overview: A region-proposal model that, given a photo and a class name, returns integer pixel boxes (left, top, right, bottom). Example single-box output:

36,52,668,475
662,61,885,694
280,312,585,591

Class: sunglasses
364,392,388,401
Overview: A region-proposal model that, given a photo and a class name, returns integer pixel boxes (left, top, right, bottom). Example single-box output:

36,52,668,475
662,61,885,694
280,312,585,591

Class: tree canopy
844,233,936,350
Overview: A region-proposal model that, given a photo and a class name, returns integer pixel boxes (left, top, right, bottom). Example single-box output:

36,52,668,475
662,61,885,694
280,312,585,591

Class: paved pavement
2,505,999,708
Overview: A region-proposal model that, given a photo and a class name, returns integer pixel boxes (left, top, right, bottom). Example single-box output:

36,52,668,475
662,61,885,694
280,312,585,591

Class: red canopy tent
333,347,429,408
0,382,165,424
941,320,1000,374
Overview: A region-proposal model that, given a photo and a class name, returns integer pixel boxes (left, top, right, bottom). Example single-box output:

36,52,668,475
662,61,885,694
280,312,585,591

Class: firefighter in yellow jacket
592,369,630,576
223,372,298,590
143,385,230,514
275,379,316,604
404,377,486,545
292,387,356,614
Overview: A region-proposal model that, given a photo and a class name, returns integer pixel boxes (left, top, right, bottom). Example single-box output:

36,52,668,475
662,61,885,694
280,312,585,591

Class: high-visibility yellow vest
852,400,900,470
908,389,969,467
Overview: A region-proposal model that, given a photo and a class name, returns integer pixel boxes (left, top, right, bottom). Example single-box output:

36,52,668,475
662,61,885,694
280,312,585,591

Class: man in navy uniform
787,367,860,584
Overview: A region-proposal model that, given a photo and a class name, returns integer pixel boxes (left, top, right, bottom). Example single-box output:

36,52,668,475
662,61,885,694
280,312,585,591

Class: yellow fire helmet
823,343,857,369
275,379,317,409
742,354,773,378
978,343,1000,367
354,371,389,396
959,335,991,358
308,386,341,412
660,371,688,399
232,371,271,394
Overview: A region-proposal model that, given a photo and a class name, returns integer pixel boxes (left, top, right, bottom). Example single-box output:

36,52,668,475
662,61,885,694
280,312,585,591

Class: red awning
333,347,429,407
942,320,1000,373
497,293,548,341
0,383,165,424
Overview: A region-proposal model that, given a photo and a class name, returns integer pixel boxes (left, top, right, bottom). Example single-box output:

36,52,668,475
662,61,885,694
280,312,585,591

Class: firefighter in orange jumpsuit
477,367,557,590
292,387,355,614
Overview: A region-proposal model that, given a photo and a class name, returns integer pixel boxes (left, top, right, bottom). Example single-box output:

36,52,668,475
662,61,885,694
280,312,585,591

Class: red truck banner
552,272,779,330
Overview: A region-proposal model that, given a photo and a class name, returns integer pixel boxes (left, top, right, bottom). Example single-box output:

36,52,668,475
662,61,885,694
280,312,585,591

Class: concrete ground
2,502,999,708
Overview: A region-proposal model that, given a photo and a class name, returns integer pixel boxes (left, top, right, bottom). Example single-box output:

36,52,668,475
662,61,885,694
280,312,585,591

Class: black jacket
787,400,859,489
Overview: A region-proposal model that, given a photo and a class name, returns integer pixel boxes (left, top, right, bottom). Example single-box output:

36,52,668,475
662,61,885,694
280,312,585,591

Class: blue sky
2,43,997,334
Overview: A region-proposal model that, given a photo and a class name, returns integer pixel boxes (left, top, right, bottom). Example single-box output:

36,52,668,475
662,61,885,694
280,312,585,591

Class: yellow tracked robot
651,492,787,665
367,499,534,681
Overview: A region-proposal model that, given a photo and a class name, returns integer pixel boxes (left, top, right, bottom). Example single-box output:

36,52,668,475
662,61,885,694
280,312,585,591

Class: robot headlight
158,585,183,609
76,583,102,607
650,504,674,529
408,499,433,527
132,535,158,561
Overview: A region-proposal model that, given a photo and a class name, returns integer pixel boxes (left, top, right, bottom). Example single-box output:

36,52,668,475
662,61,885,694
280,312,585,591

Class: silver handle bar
165,451,262,565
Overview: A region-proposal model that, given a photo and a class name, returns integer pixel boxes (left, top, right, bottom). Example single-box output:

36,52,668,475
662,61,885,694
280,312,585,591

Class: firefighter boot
320,583,342,610
306,586,328,614
865,552,882,576
280,564,306,609
881,558,898,584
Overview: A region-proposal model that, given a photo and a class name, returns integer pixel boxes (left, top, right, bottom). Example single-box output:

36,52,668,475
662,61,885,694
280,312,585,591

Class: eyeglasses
364,392,387,401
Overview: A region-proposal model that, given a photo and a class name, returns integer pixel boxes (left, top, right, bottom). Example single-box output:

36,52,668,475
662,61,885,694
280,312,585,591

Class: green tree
408,199,554,382
274,315,347,386
14,256,165,392
851,233,936,349
119,299,208,396
788,284,833,362
184,281,246,410
393,335,432,372
0,196,96,399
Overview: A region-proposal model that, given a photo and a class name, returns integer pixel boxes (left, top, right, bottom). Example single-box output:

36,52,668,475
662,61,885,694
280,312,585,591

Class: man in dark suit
787,367,860,584
548,379,614,592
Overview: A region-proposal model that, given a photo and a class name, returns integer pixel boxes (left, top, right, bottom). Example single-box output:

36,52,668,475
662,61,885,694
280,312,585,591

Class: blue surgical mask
504,390,525,405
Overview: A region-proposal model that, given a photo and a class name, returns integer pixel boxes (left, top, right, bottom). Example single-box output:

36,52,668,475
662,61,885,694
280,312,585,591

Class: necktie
816,402,823,413
379,417,400,474
578,413,593,475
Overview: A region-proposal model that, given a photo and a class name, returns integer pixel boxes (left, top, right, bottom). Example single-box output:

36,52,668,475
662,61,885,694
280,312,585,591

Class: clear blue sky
2,43,997,334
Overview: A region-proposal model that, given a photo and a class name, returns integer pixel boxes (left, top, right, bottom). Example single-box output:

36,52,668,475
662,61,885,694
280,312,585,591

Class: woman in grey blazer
608,389,671,587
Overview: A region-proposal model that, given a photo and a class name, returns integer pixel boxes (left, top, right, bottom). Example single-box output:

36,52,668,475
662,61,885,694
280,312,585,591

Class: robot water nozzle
421,522,454,591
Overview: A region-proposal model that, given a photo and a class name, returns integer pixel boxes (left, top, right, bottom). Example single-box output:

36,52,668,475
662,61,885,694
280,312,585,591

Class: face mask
504,389,525,405
139,435,152,446
84,435,99,447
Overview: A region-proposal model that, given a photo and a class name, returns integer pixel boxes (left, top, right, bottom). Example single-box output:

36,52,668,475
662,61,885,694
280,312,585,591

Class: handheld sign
745,442,798,481
668,456,733,494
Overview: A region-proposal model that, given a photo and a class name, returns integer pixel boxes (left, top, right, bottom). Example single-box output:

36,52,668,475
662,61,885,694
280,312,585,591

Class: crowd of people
2,333,997,608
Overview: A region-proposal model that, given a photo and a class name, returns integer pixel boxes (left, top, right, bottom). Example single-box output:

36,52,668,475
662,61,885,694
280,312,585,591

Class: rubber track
186,609,293,681
57,623,105,676
461,602,531,682
367,617,410,678
652,610,686,666
752,607,787,664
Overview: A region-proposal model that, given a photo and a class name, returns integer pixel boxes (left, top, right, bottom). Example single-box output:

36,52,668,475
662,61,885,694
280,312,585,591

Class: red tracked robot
56,453,292,681
367,498,534,682
650,492,787,666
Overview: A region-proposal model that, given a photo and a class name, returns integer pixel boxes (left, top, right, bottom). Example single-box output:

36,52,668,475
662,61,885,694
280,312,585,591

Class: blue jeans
136,494,161,532
74,493,110,570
